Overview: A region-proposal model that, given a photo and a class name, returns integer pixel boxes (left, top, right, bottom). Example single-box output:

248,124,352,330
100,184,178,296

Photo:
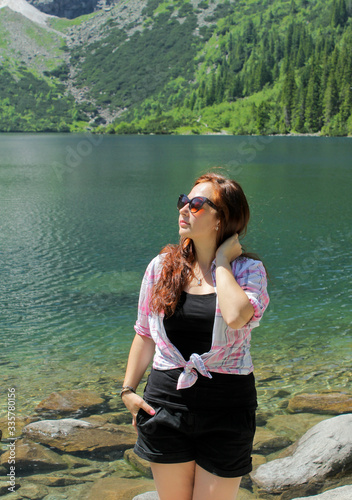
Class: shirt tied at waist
176,353,212,390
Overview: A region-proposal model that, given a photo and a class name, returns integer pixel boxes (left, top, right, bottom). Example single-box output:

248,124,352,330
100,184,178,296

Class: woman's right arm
121,333,156,429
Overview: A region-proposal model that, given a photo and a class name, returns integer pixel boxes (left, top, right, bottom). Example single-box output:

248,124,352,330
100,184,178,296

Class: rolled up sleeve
234,259,269,328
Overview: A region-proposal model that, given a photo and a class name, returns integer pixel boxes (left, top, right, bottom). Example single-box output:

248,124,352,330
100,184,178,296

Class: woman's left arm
215,234,254,329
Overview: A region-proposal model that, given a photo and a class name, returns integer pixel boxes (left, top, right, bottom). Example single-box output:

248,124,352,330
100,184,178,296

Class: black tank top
163,291,216,360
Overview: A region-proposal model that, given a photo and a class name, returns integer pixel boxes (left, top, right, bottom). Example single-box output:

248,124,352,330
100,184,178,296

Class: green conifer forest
1,0,352,135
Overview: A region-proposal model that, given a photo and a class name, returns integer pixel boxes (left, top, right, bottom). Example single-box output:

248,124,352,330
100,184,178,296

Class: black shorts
134,400,256,478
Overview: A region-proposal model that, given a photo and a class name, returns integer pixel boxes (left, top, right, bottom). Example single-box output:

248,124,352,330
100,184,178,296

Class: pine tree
339,82,352,121
228,32,233,53
331,0,348,27
215,74,225,104
282,65,297,129
283,23,295,72
230,40,246,73
243,20,255,44
305,60,322,132
256,101,271,134
206,73,216,106
229,75,243,100
296,43,306,68
197,81,207,109
188,91,196,111
292,81,306,132
253,61,272,92
323,71,339,124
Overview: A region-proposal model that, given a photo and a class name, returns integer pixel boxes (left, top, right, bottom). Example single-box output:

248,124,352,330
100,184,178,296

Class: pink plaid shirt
134,254,269,390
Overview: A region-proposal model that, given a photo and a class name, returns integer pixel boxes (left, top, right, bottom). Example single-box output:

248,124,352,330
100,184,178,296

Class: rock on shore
87,476,155,500
0,439,69,473
251,414,352,497
34,389,109,418
22,417,136,454
288,392,352,414
292,485,352,499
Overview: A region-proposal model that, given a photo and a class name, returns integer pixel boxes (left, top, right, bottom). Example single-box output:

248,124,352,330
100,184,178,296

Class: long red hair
150,173,253,317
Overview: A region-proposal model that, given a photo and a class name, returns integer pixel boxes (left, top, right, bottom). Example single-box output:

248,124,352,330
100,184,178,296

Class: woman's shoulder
145,251,169,274
146,253,165,270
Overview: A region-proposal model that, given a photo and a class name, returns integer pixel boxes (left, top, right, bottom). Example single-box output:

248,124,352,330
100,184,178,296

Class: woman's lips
179,220,189,227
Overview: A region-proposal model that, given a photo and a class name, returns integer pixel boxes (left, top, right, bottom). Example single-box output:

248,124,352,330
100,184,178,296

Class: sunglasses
177,194,218,213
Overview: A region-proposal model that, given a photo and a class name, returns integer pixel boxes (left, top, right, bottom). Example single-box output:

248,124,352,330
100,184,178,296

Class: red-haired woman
121,173,269,500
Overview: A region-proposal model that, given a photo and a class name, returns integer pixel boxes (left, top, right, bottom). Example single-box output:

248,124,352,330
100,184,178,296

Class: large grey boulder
133,493,159,500
251,414,352,496
292,485,352,499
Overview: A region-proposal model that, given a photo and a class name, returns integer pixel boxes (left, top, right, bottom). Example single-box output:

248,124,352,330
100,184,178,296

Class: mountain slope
1,0,352,135
0,0,52,26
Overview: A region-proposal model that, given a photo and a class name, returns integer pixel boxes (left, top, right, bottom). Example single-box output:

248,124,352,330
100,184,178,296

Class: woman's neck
193,242,216,272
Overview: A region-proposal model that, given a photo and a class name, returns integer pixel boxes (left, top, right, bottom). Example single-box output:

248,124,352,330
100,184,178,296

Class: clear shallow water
0,134,351,418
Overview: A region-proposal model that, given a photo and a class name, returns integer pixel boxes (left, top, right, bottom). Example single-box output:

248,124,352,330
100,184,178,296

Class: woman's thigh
192,464,242,500
150,461,196,500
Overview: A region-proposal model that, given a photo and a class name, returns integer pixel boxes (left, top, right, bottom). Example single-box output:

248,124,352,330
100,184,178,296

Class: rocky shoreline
0,387,351,500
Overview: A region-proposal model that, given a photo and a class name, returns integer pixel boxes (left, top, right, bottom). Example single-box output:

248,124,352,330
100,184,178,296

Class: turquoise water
1,134,351,418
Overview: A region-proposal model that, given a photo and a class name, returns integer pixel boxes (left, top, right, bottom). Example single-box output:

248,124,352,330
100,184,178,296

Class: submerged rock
0,439,69,473
253,427,292,454
9,482,48,499
124,449,152,478
87,476,155,500
25,473,87,486
23,417,136,454
251,414,352,497
266,413,329,442
34,389,108,418
0,415,37,439
0,479,20,496
288,392,352,414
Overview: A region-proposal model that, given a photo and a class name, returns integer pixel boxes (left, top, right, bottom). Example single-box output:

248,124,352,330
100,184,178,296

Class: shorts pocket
136,406,161,434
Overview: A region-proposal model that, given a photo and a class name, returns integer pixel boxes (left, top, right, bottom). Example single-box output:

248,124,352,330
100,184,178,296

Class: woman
121,172,269,500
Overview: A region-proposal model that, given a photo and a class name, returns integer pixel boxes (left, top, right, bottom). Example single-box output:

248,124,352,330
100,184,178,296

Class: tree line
182,0,352,135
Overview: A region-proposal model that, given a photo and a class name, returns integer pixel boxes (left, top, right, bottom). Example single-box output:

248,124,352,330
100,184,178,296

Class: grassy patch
48,11,100,32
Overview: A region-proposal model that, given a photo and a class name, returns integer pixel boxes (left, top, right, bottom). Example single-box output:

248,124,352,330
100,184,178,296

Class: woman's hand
216,233,242,263
121,392,155,430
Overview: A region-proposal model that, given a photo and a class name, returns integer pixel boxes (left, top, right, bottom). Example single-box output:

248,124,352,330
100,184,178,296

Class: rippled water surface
1,134,351,418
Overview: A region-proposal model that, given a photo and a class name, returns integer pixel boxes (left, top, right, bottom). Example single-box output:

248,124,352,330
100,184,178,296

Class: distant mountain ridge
1,0,352,135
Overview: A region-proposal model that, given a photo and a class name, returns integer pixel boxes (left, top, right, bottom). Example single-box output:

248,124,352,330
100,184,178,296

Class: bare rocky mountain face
27,0,117,19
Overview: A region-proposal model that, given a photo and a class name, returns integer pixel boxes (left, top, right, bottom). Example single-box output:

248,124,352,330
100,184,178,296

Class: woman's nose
179,203,190,215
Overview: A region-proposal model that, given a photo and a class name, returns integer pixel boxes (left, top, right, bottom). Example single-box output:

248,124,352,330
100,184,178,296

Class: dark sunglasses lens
189,197,205,213
177,195,188,210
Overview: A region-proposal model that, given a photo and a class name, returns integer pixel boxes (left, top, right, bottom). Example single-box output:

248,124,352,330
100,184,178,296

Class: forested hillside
1,0,352,135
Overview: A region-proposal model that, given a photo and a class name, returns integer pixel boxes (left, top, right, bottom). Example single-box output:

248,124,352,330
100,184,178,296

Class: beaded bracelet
120,385,136,398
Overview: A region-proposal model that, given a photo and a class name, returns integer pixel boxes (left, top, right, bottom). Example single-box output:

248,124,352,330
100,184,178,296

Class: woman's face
178,182,219,247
